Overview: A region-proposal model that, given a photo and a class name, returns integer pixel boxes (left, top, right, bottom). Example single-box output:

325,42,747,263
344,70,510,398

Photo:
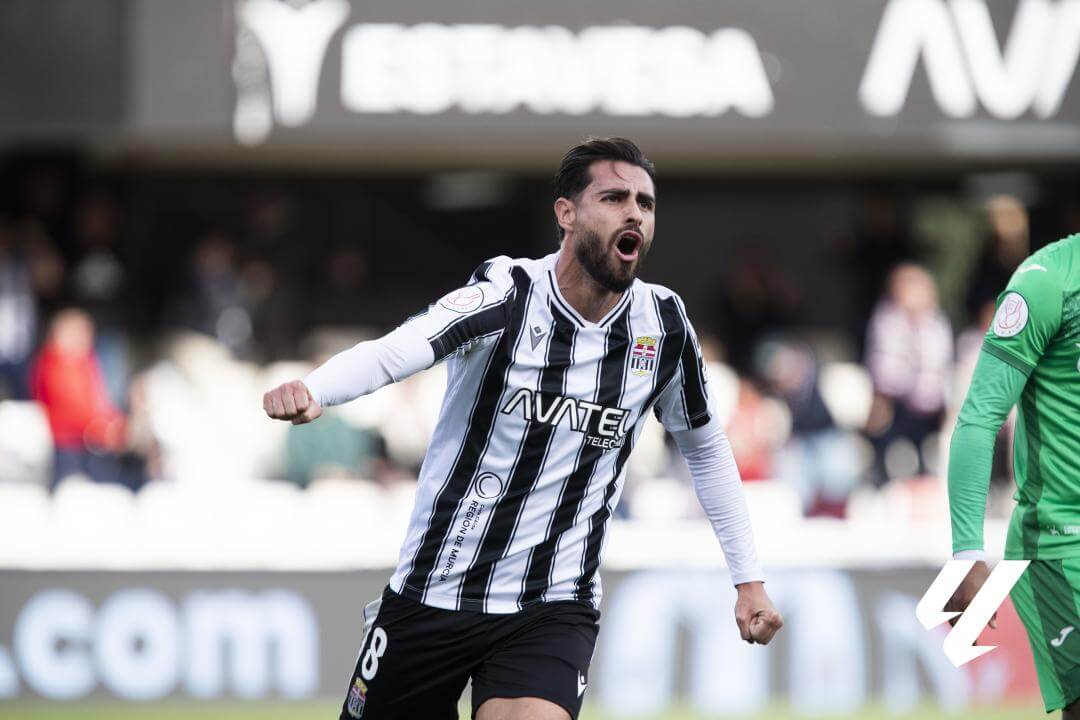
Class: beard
573,226,648,293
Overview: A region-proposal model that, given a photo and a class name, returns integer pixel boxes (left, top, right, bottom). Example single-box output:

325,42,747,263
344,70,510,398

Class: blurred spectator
243,257,302,361
965,194,1029,318
909,195,982,323
170,230,256,359
836,193,917,354
378,369,447,478
240,193,306,359
283,349,390,487
125,372,164,483
698,333,738,426
955,300,997,372
285,417,385,488
0,221,36,398
30,309,141,490
724,377,789,482
18,163,72,241
1061,198,1080,240
756,338,859,517
312,245,370,327
864,264,953,484
0,219,64,399
713,247,801,372
71,191,131,406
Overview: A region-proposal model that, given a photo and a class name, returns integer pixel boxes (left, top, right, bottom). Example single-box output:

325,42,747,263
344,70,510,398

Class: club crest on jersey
630,336,658,376
346,677,368,718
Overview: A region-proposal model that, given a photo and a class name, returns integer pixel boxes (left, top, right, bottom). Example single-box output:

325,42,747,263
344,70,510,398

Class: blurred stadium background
2,0,1079,717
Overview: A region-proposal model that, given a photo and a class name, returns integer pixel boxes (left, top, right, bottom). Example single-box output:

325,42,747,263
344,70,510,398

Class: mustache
610,225,644,242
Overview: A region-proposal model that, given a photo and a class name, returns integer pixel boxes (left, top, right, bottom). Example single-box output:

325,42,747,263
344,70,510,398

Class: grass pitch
0,701,1047,719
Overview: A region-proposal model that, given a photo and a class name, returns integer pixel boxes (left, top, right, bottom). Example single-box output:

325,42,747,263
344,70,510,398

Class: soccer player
264,138,782,720
946,232,1080,716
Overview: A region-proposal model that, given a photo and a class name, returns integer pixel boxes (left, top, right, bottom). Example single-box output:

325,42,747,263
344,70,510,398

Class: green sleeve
948,349,1029,554
981,259,1063,373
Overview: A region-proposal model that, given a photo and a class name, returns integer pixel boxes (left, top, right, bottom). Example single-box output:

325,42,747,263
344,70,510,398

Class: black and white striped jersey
369,251,712,613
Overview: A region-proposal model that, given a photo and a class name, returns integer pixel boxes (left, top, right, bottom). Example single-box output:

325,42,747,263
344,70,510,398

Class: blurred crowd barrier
0,567,1038,713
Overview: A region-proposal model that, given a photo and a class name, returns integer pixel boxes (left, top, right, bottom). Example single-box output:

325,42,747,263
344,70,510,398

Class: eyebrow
597,187,657,206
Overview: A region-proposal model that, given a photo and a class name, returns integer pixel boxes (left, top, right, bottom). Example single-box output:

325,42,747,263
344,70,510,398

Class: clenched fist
735,581,784,645
263,380,323,425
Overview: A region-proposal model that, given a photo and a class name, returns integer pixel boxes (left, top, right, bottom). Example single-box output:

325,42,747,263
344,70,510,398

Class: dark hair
553,137,656,240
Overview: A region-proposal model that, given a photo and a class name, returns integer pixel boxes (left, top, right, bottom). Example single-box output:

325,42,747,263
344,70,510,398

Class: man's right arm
948,350,1027,558
944,349,1027,625
945,252,1062,623
951,250,1064,555
264,256,515,424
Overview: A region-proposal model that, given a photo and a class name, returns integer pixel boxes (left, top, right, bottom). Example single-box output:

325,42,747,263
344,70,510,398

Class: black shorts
339,586,600,720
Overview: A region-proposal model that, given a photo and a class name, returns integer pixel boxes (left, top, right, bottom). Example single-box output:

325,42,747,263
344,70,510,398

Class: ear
554,197,576,237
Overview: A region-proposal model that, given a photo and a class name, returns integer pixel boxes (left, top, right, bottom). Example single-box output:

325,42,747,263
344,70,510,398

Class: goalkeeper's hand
735,581,783,645
945,560,995,630
263,380,323,425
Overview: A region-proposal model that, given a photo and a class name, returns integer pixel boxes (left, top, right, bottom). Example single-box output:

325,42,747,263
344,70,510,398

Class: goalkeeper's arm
948,348,1028,558
944,347,1027,627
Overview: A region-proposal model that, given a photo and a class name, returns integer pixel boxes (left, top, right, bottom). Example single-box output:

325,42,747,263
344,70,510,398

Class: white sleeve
303,256,516,407
303,323,435,407
670,410,765,585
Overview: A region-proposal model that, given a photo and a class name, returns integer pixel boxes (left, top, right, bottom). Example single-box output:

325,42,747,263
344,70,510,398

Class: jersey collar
545,252,633,329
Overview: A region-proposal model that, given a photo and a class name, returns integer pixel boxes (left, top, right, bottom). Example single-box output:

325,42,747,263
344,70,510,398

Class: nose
626,200,643,226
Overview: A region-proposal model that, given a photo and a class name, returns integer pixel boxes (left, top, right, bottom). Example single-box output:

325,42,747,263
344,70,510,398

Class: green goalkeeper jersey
979,234,1080,558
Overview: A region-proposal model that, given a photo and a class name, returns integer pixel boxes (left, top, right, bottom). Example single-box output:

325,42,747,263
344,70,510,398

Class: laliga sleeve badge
439,286,485,313
992,292,1028,338
346,677,368,718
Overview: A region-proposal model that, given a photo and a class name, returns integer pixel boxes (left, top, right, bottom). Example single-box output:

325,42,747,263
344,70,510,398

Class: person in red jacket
31,308,127,490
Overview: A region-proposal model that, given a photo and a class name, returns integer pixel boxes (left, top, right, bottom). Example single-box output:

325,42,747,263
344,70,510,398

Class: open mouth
615,231,642,262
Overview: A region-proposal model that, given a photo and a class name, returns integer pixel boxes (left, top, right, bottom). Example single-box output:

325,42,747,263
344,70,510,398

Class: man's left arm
671,414,783,645
651,297,781,644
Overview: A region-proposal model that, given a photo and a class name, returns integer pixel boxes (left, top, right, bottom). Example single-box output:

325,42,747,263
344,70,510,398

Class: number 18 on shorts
346,627,388,717
339,587,600,720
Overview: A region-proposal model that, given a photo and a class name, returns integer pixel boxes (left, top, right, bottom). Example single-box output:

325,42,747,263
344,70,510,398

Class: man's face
564,160,655,293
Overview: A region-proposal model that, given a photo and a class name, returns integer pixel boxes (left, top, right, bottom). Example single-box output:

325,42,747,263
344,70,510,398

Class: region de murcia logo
630,336,658,376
